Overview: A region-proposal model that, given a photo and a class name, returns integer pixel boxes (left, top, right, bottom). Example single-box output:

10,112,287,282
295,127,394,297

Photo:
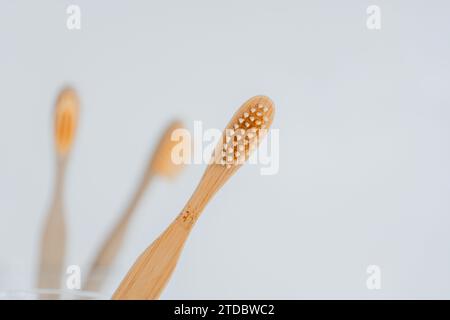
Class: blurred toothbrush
37,87,80,290
84,121,184,292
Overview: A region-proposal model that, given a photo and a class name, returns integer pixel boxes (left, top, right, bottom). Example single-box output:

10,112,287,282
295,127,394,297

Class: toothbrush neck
54,157,68,202
176,165,232,230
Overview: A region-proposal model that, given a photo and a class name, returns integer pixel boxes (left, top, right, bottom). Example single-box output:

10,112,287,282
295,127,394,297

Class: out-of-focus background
1,0,450,299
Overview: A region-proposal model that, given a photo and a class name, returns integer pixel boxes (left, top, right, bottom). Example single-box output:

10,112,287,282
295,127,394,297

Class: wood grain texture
112,96,275,300
84,121,184,292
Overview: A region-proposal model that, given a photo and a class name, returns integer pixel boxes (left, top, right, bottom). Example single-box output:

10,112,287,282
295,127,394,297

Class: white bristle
219,101,273,168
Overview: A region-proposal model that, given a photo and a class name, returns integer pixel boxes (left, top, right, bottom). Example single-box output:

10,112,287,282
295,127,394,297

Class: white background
1,1,450,298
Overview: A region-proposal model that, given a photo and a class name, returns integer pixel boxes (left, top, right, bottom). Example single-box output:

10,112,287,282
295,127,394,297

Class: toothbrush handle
84,174,154,292
37,207,66,290
83,214,130,292
112,218,191,300
37,162,67,290
113,173,216,299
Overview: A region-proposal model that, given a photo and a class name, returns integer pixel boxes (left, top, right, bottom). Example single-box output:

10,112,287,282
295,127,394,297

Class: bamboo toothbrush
84,121,184,292
113,95,275,300
37,87,79,290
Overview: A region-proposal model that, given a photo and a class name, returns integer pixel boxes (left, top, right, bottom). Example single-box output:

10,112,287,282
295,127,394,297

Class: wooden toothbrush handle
83,215,130,292
112,218,191,300
37,160,67,290
84,175,154,292
37,207,66,290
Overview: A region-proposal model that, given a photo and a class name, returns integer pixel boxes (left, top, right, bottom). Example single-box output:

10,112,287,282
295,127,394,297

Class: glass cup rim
0,288,108,300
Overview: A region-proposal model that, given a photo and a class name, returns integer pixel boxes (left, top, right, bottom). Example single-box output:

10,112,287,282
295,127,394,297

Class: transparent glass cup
0,259,128,300
0,288,107,300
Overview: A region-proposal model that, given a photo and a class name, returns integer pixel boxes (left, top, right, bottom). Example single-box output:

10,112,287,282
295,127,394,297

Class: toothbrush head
54,87,79,156
178,95,275,226
150,120,185,178
217,95,275,168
